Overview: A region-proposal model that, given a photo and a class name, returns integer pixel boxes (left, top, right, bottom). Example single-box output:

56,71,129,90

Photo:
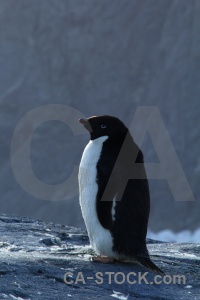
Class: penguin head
79,115,128,142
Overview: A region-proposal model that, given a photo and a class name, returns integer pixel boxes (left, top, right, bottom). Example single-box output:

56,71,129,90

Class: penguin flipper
136,256,165,275
96,159,118,230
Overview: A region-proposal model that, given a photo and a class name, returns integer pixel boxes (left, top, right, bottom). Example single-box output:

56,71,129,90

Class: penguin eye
101,124,107,129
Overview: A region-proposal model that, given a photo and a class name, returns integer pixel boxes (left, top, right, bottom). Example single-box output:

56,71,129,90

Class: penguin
78,115,164,274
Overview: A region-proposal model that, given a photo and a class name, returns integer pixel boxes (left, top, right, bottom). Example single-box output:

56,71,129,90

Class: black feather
137,256,165,275
84,115,165,275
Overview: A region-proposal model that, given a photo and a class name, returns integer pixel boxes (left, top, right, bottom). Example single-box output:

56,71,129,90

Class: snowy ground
147,228,200,243
0,213,199,300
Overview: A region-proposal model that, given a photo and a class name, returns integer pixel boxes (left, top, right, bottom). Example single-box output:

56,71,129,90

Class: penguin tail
137,256,165,275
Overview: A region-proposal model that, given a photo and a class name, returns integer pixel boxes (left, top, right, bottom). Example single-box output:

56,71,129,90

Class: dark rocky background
0,0,200,236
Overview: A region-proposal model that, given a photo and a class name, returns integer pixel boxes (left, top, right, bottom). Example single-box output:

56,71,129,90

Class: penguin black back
79,115,164,274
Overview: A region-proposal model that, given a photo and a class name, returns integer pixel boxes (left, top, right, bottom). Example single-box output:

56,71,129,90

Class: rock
0,214,199,299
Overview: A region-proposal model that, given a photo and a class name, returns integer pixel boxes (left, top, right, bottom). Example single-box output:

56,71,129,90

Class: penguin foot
92,256,115,263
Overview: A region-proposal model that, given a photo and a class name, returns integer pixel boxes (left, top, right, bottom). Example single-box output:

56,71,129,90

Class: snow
147,228,200,243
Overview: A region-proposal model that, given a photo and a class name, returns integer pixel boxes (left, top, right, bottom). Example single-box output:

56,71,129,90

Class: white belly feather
78,136,115,257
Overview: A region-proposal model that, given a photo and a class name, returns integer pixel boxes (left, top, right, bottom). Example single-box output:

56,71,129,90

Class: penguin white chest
78,136,114,257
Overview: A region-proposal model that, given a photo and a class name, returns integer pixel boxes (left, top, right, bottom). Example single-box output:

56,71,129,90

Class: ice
147,228,200,243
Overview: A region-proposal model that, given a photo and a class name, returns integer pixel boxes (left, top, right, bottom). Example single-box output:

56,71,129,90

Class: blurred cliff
0,0,200,237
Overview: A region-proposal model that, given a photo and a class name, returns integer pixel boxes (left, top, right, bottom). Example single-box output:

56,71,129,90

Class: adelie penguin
78,115,164,274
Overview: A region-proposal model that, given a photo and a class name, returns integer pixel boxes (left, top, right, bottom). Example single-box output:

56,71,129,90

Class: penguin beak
79,118,92,132
79,118,88,125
